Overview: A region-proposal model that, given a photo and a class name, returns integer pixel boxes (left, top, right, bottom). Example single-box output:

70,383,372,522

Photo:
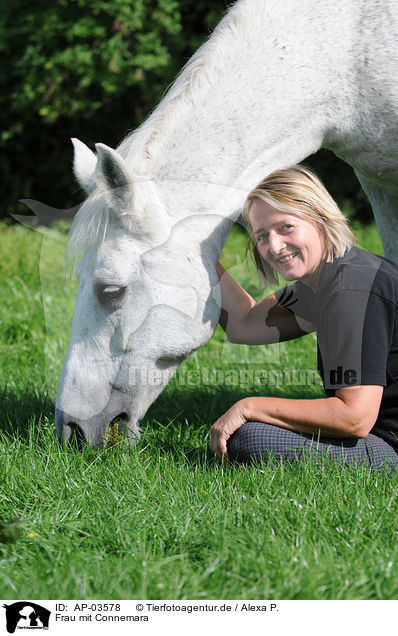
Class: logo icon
3,602,51,633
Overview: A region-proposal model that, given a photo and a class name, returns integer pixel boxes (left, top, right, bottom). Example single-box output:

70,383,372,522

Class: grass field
1,217,398,600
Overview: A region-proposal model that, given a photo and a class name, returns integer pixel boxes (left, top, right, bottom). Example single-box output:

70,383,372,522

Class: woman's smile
276,251,299,264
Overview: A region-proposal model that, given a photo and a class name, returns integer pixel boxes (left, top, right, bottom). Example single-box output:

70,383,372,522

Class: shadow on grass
0,385,54,438
146,382,319,424
141,383,322,466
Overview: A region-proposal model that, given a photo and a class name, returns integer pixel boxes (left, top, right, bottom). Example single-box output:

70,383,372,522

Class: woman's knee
227,421,269,462
227,421,313,463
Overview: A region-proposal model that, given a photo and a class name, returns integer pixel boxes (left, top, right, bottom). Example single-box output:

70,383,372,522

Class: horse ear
71,138,97,194
95,143,134,210
95,143,170,240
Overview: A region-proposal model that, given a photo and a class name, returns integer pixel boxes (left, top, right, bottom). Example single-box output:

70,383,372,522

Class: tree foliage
0,0,226,216
2,0,185,128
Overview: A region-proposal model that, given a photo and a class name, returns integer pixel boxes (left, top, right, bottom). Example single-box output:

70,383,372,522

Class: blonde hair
242,165,356,286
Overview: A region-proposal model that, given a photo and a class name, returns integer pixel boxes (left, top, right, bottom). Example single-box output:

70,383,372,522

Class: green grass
1,217,398,600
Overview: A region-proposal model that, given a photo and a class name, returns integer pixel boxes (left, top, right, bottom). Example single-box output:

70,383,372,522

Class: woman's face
249,199,327,290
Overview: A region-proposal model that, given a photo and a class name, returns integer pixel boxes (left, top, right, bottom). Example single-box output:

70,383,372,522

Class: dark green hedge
1,0,371,221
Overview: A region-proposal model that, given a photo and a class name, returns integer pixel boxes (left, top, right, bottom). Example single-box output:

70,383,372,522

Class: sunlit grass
1,217,397,600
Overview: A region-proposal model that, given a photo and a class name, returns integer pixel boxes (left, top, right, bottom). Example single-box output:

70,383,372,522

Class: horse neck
119,0,358,253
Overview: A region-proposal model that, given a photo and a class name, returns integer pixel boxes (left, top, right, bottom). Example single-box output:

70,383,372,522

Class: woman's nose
268,231,285,255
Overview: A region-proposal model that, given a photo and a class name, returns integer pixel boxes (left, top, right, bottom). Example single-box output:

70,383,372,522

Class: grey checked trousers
227,421,398,470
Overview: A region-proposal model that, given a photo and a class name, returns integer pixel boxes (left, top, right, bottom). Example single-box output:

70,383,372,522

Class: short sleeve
271,282,316,341
274,282,315,323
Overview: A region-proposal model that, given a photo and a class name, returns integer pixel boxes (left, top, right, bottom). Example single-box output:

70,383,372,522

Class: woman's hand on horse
210,399,249,461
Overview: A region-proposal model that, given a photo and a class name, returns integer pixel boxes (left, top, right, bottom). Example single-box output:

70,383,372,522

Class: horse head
55,140,222,447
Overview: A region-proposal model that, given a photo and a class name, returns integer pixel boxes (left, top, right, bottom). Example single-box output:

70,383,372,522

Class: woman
211,165,398,469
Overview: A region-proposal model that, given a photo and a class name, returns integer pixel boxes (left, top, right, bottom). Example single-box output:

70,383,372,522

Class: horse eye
95,284,126,303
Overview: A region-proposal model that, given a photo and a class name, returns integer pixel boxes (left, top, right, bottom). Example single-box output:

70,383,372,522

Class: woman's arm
216,262,314,345
210,385,384,460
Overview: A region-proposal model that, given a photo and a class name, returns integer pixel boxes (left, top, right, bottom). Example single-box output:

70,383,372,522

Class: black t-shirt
274,247,398,449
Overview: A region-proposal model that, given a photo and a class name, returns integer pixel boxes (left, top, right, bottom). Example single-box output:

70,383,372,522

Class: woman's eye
257,233,269,242
282,224,294,230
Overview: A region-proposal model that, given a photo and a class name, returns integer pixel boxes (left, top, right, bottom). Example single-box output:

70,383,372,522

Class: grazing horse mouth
56,410,136,449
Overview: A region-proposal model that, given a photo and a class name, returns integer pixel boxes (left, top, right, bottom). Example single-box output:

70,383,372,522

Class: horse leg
354,171,398,262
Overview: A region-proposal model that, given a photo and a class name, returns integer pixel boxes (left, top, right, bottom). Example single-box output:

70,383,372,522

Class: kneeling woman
212,165,398,469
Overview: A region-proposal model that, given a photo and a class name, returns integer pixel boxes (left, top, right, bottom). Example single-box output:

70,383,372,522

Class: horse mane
116,0,254,169
67,0,258,267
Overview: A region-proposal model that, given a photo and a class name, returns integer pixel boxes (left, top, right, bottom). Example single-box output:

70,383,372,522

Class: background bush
1,0,371,221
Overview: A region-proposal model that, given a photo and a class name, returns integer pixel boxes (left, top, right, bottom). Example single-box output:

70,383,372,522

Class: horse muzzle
54,407,140,448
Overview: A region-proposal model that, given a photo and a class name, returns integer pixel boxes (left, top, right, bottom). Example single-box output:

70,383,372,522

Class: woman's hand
210,399,249,461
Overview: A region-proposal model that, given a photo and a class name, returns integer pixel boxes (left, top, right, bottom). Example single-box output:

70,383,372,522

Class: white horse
55,0,398,446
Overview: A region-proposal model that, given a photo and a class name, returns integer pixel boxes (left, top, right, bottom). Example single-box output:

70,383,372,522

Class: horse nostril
65,422,86,449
